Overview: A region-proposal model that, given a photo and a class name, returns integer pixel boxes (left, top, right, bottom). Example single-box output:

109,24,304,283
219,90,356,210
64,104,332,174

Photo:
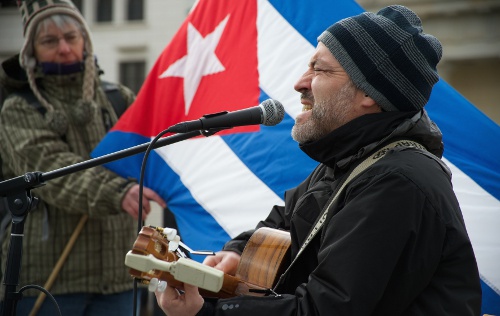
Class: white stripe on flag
257,0,315,119
444,158,500,293
155,136,284,238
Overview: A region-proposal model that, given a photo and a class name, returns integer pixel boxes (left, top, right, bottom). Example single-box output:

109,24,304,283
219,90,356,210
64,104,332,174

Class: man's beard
292,80,357,143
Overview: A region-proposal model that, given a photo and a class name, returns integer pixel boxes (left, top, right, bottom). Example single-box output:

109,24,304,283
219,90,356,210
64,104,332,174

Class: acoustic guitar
126,226,291,298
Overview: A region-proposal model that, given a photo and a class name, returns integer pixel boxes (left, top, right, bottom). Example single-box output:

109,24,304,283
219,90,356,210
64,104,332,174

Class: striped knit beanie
17,0,96,134
318,5,442,111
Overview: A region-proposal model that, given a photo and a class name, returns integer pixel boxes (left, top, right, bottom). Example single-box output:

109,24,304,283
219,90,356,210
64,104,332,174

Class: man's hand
121,184,167,220
203,250,241,275
155,283,204,316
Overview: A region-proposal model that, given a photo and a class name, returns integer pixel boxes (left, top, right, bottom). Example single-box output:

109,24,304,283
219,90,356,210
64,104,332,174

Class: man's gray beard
292,81,356,144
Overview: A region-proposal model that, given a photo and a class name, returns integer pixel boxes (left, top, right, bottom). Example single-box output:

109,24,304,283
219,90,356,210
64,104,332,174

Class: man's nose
294,70,312,93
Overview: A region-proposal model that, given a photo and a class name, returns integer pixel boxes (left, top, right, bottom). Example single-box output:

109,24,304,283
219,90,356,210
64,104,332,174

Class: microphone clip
200,128,227,136
200,111,233,134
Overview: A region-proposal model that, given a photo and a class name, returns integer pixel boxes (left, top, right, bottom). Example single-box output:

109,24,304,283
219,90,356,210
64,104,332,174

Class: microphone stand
0,129,217,316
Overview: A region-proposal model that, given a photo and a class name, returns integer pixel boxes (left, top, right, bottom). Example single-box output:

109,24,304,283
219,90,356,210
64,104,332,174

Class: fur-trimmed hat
17,0,96,134
318,5,442,112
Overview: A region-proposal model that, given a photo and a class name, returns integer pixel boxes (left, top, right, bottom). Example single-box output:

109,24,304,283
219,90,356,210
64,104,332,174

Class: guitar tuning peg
158,227,178,241
148,278,167,293
168,235,181,252
164,228,178,241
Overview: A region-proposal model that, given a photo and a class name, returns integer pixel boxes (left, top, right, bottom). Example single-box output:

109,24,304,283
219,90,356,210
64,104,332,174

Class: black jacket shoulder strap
100,80,128,118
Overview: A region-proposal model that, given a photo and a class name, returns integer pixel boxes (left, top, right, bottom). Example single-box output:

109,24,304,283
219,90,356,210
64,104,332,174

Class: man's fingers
183,283,200,297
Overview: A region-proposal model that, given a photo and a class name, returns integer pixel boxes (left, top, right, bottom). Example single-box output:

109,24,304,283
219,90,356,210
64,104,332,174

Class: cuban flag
92,0,500,313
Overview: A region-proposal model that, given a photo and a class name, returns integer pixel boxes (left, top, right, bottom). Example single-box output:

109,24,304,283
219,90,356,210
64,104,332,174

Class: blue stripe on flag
426,80,500,200
482,281,500,315
268,0,364,45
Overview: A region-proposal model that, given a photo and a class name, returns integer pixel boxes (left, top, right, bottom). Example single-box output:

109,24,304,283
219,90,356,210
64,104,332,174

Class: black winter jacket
202,110,481,315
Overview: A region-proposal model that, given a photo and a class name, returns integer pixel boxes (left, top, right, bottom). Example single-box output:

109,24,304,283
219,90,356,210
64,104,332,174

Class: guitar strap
273,139,428,292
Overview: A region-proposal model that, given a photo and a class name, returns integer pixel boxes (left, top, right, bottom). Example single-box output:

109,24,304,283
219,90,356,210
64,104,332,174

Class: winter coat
0,55,138,297
206,110,482,315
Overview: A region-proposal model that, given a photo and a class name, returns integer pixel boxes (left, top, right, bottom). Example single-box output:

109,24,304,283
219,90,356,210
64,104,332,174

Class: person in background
155,5,482,316
0,0,166,314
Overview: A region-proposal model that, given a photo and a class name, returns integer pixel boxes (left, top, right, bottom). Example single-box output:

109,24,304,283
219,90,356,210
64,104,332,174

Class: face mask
38,60,84,75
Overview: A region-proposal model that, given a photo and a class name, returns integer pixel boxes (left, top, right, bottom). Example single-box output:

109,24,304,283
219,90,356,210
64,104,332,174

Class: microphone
166,99,285,133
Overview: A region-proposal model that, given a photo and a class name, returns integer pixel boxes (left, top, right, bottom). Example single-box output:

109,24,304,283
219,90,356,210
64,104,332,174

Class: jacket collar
299,110,443,172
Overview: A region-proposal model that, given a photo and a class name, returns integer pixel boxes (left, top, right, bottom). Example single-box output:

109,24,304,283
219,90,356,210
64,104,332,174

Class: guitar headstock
126,226,225,294
127,226,181,285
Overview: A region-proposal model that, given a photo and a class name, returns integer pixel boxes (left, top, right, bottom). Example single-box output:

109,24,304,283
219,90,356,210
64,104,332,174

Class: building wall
1,0,498,124
0,4,24,59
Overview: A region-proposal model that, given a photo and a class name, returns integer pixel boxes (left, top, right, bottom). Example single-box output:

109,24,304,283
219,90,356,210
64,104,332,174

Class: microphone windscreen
261,99,285,126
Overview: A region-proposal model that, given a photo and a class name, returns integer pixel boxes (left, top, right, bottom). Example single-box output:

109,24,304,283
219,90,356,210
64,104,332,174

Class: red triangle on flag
114,0,259,137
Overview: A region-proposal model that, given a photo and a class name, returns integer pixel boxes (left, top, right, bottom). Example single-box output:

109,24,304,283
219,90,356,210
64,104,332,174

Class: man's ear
360,93,381,113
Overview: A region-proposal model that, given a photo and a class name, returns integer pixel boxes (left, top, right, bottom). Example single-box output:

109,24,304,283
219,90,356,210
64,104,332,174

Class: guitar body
129,226,291,298
236,227,291,290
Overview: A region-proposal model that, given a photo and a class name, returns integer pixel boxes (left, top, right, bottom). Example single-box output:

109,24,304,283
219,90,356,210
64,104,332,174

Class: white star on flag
159,15,230,115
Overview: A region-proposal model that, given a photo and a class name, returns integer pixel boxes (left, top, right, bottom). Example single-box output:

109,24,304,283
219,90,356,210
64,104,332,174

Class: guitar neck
129,255,264,298
128,226,290,298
